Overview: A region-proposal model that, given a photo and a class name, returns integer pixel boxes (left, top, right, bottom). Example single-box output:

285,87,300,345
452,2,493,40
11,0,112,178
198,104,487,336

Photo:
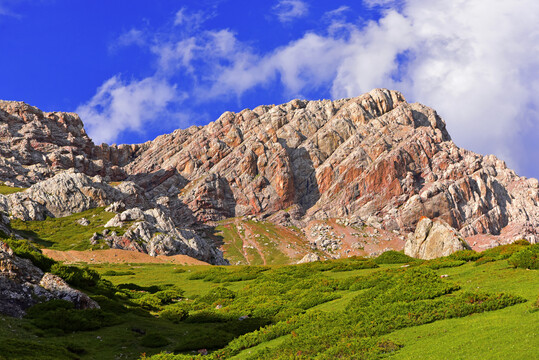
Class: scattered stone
77,217,90,226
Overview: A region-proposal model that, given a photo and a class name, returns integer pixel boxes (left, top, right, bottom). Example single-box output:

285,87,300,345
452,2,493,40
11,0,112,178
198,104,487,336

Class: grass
9,207,116,250
387,261,539,359
0,240,537,359
0,183,26,195
215,220,309,265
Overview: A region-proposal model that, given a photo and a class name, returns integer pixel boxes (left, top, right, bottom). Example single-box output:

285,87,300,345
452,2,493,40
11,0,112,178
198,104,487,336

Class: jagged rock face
405,217,471,259
120,89,539,245
2,88,539,257
0,241,98,317
0,100,139,187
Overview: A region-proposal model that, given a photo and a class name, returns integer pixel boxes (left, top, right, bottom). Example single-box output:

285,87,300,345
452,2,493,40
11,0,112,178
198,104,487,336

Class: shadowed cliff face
1,89,538,247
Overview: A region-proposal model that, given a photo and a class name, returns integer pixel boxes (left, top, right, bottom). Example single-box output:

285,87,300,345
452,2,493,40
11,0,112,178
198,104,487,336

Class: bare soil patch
42,248,209,265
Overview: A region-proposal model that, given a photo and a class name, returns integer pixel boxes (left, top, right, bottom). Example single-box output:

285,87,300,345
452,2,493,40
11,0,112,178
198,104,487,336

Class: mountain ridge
1,89,538,264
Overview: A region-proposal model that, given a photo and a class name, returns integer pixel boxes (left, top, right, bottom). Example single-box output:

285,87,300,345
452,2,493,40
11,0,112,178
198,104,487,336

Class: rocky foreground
0,89,538,264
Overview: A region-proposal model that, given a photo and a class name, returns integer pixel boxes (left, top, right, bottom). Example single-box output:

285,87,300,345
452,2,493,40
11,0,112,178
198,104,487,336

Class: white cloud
76,76,177,144
273,0,309,23
116,28,146,47
174,7,207,28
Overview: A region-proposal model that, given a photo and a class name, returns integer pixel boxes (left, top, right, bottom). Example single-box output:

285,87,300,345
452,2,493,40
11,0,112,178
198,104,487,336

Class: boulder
405,217,471,259
297,253,321,264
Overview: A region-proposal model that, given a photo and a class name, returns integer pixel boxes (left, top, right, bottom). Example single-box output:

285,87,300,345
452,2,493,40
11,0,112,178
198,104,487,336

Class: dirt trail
42,249,210,265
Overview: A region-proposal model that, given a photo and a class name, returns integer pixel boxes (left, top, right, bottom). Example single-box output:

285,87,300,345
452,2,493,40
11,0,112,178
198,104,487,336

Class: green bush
507,245,539,269
1,238,55,272
50,263,99,288
424,258,466,269
374,250,416,264
449,250,482,262
479,242,530,260
102,270,135,276
474,256,497,266
188,266,270,282
159,305,189,323
133,289,184,311
49,263,117,297
197,286,236,305
0,338,77,360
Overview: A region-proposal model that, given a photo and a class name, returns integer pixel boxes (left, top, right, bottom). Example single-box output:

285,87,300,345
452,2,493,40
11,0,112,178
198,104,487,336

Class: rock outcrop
405,217,471,259
103,207,227,264
0,100,138,187
0,170,148,221
116,89,539,246
297,253,321,264
0,241,98,317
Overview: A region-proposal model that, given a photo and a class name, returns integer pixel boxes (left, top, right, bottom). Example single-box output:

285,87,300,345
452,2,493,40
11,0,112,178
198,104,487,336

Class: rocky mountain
0,89,538,264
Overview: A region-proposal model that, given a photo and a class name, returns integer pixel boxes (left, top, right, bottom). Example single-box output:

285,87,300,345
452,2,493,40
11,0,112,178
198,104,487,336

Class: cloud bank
79,0,539,176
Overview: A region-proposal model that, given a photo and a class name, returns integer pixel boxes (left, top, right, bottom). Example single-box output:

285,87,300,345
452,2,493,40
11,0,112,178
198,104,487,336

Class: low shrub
197,286,236,306
0,338,77,360
479,241,531,260
50,263,117,297
133,289,184,311
507,245,539,269
159,305,189,323
1,238,55,272
102,270,135,276
449,250,482,262
374,250,416,264
474,256,497,266
50,263,99,288
423,258,466,269
188,266,270,282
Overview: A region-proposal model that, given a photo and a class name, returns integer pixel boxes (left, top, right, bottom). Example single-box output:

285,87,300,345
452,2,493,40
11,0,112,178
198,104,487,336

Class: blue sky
1,0,538,179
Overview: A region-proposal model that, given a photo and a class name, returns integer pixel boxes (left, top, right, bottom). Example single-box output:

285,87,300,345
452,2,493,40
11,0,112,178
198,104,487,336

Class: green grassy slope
0,241,537,360
387,260,539,360
9,207,117,250
0,183,26,195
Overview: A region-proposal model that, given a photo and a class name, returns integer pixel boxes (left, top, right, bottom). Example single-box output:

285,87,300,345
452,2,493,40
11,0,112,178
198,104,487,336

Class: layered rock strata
1,88,538,263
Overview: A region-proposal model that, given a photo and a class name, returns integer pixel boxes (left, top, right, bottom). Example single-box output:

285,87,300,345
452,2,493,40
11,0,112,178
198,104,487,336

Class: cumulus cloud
76,76,177,144
273,0,309,23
